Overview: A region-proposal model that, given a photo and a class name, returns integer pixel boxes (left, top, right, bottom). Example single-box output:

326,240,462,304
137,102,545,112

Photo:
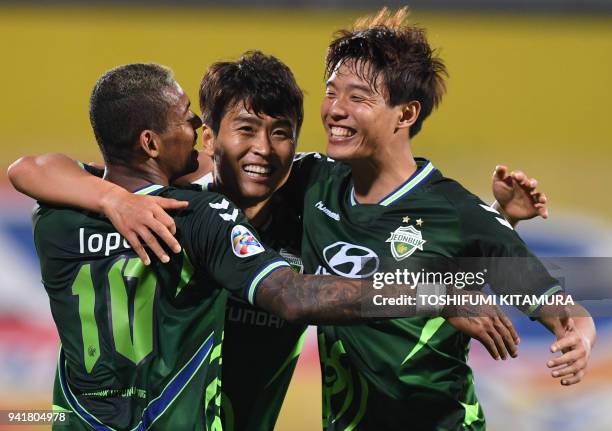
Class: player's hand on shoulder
100,187,188,265
547,317,592,386
492,165,549,224
444,289,520,361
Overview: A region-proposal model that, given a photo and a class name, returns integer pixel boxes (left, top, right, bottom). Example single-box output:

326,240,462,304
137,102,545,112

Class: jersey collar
133,184,165,195
191,172,214,191
349,158,436,207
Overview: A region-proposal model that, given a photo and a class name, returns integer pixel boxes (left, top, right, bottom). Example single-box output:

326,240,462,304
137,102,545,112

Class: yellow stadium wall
1,6,611,220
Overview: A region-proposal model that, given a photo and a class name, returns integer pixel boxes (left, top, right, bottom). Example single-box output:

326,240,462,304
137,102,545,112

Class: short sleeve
457,197,563,315
176,192,290,305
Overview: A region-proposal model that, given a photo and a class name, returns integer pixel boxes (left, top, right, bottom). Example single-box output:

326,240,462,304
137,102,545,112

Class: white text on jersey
79,228,131,256
315,201,340,221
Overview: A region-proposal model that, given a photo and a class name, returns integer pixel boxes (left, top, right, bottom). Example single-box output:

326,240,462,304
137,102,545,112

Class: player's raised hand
492,165,549,225
100,188,188,265
547,317,592,386
445,290,520,360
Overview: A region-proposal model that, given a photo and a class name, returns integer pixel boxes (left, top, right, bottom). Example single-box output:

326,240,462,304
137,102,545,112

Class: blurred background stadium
0,1,611,430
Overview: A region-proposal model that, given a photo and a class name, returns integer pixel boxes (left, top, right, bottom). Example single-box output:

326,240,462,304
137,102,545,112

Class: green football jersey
34,184,289,431
219,191,307,431
287,153,561,431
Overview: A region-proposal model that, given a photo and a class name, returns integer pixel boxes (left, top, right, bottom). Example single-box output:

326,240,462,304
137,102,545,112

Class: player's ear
396,101,421,131
139,129,161,158
201,125,215,157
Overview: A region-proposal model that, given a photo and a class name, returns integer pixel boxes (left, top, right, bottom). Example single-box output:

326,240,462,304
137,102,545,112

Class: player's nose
252,135,272,157
192,114,203,130
328,97,349,121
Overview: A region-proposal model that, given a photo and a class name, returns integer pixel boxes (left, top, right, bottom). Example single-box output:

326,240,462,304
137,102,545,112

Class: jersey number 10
71,257,156,373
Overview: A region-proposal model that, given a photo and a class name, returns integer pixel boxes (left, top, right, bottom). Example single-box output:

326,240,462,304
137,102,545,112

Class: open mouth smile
242,164,274,178
329,125,356,138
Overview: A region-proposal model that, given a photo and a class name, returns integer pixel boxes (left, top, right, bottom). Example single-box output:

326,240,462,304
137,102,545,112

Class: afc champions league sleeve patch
230,225,266,258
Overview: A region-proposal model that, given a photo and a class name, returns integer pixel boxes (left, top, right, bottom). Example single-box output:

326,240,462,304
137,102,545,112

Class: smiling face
321,60,408,162
205,102,296,207
156,82,203,181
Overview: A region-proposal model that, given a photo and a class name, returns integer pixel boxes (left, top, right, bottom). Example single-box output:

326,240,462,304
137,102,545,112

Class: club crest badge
386,225,426,261
231,225,265,257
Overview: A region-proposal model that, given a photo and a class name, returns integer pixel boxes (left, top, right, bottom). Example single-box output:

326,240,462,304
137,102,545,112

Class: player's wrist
99,183,130,216
491,200,519,227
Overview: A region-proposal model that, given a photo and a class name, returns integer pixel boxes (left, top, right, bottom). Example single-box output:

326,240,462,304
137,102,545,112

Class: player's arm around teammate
8,152,186,264
457,194,595,385
488,162,594,381
490,165,594,384
255,267,521,360
9,153,530,359
7,153,546,265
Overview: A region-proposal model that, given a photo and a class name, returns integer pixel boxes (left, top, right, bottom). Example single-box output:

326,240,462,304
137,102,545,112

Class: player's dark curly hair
89,63,176,163
325,7,447,137
199,51,304,139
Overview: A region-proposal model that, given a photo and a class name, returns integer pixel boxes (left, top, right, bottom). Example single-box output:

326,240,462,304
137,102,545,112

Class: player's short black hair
89,63,176,163
326,7,447,137
199,51,304,138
